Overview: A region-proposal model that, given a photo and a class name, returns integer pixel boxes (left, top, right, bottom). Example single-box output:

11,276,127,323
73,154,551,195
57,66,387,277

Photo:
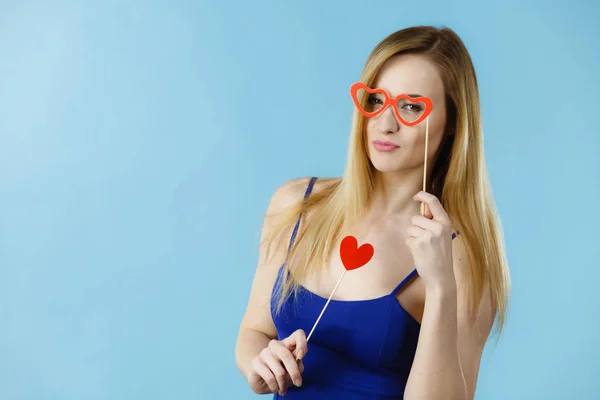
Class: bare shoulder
266,177,314,214
266,176,339,216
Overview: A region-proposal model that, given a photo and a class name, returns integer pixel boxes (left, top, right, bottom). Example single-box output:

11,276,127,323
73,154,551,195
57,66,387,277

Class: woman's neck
368,168,430,218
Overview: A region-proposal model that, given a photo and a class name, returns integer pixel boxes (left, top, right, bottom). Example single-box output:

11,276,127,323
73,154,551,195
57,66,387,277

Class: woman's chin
370,160,404,173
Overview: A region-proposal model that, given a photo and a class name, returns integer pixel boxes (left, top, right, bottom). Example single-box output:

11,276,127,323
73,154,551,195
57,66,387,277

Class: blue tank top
270,177,459,399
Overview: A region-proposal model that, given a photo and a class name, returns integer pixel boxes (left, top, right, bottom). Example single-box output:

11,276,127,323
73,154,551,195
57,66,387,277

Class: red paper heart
339,235,374,271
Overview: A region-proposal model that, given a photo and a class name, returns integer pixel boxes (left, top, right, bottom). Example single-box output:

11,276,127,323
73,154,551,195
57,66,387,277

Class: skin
235,53,495,399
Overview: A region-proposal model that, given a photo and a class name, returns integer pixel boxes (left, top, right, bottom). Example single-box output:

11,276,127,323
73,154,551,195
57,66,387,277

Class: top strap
287,177,318,252
390,229,460,295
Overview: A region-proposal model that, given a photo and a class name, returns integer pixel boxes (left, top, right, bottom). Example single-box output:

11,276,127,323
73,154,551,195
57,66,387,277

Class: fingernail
297,350,304,359
295,379,302,387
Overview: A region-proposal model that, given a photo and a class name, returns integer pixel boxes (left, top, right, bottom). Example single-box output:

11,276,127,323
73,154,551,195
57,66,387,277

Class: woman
235,25,510,399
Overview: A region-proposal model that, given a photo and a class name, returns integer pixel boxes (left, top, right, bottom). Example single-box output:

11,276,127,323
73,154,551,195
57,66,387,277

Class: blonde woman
235,25,510,399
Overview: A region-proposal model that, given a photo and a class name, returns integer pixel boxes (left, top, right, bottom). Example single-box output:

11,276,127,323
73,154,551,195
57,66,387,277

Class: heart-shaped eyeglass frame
350,82,433,126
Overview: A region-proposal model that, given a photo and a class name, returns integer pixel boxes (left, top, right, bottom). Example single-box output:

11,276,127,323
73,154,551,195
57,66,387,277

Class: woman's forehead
373,54,444,98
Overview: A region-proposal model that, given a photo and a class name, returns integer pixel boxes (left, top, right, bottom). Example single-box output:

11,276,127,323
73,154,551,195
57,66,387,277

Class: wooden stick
306,270,346,343
296,270,348,360
420,117,429,216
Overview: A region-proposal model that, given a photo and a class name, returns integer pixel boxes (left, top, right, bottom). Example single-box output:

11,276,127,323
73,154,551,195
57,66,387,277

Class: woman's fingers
413,191,450,223
283,329,308,360
406,225,426,238
411,214,443,234
262,345,289,395
271,340,303,387
252,331,307,395
251,357,279,393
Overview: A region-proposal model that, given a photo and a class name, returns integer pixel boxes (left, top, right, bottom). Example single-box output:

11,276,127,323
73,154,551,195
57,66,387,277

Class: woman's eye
403,104,423,112
367,95,383,104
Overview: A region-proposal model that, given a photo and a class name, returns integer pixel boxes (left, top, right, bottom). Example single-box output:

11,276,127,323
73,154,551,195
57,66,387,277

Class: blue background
1,0,598,399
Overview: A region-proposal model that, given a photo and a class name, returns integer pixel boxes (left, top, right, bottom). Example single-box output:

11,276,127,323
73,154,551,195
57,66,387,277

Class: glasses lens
355,88,386,114
396,97,427,124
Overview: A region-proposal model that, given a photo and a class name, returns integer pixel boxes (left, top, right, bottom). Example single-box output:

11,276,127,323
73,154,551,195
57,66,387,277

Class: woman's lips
372,140,400,152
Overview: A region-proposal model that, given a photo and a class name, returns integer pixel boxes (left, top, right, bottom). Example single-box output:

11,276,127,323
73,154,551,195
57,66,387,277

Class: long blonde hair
265,26,510,336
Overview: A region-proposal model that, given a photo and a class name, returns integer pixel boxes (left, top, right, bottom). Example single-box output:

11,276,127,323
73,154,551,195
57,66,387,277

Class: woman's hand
406,191,456,291
247,329,307,396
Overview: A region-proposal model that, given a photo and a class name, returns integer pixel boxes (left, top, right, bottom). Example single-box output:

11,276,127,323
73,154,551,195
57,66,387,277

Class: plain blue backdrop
1,0,599,399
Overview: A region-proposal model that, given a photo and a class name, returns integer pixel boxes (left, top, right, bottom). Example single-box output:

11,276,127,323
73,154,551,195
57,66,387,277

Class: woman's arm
235,177,314,380
403,237,496,400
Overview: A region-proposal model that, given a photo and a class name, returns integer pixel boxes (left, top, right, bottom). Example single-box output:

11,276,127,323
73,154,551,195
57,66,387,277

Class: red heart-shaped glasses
350,82,433,127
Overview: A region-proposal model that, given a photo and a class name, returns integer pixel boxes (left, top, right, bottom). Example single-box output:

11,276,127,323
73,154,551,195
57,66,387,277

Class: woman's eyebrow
377,85,426,98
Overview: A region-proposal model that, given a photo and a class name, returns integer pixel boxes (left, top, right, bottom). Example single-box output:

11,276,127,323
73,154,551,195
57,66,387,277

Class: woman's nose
375,106,400,134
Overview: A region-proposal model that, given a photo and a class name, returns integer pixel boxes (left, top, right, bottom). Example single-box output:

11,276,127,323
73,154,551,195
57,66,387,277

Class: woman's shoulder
268,176,340,211
259,176,339,261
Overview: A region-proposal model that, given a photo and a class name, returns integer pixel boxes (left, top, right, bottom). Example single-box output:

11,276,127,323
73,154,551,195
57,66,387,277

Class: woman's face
364,54,448,173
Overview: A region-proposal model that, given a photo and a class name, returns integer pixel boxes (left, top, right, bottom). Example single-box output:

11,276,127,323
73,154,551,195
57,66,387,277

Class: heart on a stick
340,235,374,271
302,235,375,348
